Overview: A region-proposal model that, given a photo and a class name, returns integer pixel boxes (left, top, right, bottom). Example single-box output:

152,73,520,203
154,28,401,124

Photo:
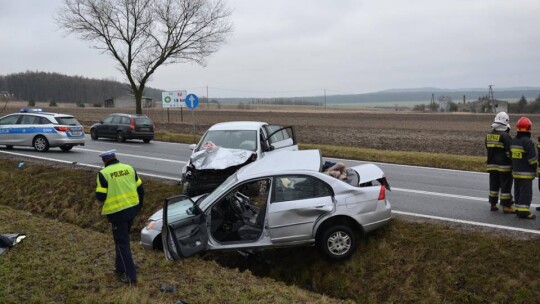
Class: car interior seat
237,203,267,241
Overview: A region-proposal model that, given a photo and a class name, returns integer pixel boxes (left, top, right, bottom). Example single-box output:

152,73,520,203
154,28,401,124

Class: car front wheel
90,129,98,140
317,225,356,261
33,136,50,152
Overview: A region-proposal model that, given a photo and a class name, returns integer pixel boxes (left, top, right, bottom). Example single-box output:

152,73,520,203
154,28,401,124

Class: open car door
162,195,208,261
263,125,298,152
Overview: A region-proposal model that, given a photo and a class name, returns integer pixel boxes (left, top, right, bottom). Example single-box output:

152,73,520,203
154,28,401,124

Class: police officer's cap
99,150,117,162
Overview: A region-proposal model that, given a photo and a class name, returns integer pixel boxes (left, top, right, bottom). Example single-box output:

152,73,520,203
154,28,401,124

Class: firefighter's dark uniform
485,129,513,208
96,153,144,284
510,132,537,218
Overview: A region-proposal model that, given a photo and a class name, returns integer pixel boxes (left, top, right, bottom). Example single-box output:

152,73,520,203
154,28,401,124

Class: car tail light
378,185,386,201
130,118,135,131
54,126,70,132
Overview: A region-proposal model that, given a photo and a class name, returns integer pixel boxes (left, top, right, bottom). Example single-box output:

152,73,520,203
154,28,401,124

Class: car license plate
139,128,149,131
71,131,81,136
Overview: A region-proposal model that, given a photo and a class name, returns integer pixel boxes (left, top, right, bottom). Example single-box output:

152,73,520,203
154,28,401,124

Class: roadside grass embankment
1,159,539,303
151,131,486,172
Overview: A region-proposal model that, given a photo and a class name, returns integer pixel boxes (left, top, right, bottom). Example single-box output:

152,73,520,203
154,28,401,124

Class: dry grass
1,158,539,303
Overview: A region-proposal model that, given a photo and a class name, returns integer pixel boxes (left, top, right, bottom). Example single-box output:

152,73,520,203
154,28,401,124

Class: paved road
1,135,539,235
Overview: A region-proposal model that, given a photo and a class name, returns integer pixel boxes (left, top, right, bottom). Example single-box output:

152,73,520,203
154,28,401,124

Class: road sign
185,94,199,109
162,91,187,108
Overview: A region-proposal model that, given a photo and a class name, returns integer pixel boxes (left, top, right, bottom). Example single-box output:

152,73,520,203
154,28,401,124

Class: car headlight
146,220,157,231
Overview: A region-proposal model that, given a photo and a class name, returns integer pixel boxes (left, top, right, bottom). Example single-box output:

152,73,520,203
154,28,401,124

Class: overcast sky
1,0,539,98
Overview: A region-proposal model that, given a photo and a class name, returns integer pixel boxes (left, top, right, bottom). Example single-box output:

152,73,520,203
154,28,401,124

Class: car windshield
197,173,238,209
135,117,153,126
56,116,80,126
197,130,257,151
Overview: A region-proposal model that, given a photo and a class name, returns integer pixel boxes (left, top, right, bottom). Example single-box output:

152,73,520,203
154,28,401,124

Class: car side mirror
99,120,103,124
189,144,197,150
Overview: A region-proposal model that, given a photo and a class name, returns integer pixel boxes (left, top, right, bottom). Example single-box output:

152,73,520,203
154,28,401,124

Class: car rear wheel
33,136,50,152
60,145,73,152
317,224,356,261
90,128,98,140
116,131,126,142
6,145,13,150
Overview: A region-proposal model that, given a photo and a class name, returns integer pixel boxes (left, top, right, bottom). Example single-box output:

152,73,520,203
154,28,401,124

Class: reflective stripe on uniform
486,164,511,172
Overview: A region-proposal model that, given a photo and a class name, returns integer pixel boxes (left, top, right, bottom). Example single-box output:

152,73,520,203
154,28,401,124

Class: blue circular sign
185,94,199,109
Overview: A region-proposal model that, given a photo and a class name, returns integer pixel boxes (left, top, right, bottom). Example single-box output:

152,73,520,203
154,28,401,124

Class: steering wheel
230,193,246,216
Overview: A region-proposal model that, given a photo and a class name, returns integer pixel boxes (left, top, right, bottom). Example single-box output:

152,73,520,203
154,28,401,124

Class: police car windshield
56,117,80,126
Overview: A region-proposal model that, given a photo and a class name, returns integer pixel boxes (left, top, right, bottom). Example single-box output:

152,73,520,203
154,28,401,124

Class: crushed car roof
237,149,322,179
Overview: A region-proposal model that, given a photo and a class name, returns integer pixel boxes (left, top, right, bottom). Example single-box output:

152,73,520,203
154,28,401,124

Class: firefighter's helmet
516,117,532,132
494,111,509,126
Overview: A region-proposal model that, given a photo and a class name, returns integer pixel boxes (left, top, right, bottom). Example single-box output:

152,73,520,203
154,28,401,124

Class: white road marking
393,210,540,235
74,147,187,164
0,150,182,181
392,187,540,208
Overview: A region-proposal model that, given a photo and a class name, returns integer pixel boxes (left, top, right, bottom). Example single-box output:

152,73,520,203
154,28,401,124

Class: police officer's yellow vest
96,163,142,215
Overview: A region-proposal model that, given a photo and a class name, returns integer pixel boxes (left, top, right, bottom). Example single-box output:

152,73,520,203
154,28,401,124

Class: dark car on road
90,113,154,143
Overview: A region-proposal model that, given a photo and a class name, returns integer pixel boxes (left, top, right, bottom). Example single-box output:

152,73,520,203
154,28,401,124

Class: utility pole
324,89,327,110
488,85,495,113
206,85,209,109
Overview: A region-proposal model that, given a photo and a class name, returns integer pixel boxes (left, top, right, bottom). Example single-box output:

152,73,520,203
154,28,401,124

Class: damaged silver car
143,149,392,261
180,121,297,196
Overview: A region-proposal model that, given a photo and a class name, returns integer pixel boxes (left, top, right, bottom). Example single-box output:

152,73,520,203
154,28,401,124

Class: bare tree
56,0,233,114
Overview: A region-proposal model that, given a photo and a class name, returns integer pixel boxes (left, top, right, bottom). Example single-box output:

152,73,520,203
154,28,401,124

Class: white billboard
162,91,187,108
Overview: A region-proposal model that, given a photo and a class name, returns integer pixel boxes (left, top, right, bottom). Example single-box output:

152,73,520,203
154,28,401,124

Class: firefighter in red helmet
510,117,537,219
485,112,514,213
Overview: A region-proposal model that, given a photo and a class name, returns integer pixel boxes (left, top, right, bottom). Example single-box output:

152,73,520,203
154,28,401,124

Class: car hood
191,146,253,170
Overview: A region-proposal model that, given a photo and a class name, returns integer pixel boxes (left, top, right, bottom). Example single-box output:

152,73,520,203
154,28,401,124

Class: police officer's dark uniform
510,117,537,220
96,150,144,284
485,116,513,212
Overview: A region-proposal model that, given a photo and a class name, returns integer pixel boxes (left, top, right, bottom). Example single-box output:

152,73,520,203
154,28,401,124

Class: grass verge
1,158,538,303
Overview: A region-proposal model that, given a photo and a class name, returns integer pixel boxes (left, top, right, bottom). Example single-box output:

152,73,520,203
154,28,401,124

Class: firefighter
510,117,537,220
96,150,144,284
485,112,514,213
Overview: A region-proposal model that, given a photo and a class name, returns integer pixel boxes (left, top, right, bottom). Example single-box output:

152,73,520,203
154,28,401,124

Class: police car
0,109,85,152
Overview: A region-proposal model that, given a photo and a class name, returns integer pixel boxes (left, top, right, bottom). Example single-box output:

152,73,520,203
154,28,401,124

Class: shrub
28,100,35,106
49,100,58,107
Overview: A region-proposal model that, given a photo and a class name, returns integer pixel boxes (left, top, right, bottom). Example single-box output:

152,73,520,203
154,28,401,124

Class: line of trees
0,71,162,104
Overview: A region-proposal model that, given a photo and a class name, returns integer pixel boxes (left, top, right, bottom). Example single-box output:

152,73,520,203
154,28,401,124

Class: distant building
456,97,508,113
437,96,452,112
103,95,153,108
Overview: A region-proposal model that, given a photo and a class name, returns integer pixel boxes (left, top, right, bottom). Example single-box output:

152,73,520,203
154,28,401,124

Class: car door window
0,115,21,125
111,116,122,124
121,117,130,124
20,115,37,124
38,117,52,124
209,178,270,243
272,175,332,203
103,116,114,123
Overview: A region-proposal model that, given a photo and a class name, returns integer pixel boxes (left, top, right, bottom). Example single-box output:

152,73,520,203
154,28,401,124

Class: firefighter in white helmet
485,112,515,213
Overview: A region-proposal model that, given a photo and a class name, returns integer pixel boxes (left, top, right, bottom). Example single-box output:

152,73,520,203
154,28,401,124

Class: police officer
485,112,515,213
96,150,144,284
510,117,537,220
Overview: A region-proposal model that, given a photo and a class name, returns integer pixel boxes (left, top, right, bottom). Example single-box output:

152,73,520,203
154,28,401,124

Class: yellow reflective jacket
96,162,142,215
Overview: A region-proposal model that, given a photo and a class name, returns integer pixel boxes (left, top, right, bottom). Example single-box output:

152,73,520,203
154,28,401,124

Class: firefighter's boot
490,204,499,212
517,210,536,220
502,206,516,214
